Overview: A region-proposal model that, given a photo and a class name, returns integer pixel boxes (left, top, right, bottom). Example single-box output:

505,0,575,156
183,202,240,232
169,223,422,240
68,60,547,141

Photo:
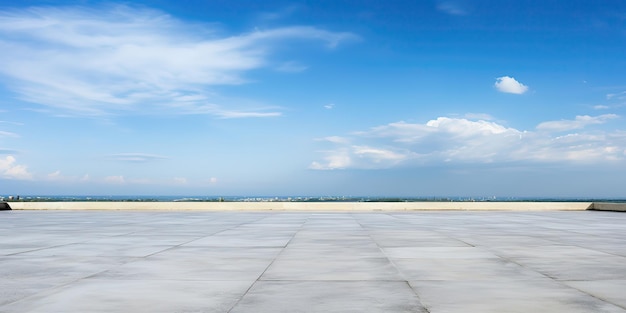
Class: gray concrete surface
1,210,625,312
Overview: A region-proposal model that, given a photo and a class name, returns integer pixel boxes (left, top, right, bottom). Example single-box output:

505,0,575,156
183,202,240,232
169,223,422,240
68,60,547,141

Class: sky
1,0,626,198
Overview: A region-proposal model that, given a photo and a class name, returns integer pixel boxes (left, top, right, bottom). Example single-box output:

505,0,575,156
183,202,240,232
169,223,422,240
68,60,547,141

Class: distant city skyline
1,0,625,197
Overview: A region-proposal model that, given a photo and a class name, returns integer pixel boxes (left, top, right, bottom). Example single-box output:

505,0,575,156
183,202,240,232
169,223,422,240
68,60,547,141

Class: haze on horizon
1,0,625,198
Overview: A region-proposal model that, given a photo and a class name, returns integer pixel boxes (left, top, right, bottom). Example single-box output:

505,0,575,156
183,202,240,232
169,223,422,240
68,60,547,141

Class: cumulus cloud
0,155,33,180
311,115,626,169
536,114,618,132
494,76,529,94
0,5,356,117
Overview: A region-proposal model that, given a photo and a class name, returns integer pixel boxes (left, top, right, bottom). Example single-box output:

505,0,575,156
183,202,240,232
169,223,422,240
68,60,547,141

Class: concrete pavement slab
565,280,626,309
260,257,403,281
1,279,253,313
1,210,625,312
410,280,626,313
383,246,500,259
393,258,547,281
229,281,427,313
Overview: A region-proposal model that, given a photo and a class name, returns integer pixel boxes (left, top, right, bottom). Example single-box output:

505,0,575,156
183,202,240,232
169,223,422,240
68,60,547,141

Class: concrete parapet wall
7,201,593,211
589,202,626,212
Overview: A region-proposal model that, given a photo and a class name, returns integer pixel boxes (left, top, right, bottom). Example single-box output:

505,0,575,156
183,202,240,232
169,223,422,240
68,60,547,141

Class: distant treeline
3,195,625,203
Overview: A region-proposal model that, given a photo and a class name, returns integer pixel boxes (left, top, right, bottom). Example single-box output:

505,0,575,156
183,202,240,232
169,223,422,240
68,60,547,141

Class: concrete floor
1,210,625,313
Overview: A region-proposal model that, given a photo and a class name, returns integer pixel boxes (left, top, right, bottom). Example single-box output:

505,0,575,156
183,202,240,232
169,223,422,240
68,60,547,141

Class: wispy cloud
0,131,19,138
536,114,618,132
0,149,19,154
316,136,349,144
108,153,169,162
311,115,626,170
436,1,468,16
0,5,356,117
0,120,24,126
214,110,282,119
275,61,308,73
324,103,335,110
464,113,494,120
173,177,188,184
607,91,626,100
494,76,529,94
257,5,301,22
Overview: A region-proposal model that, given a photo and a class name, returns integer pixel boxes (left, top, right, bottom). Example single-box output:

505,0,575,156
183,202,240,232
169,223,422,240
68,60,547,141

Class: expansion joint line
226,212,307,313
350,212,432,313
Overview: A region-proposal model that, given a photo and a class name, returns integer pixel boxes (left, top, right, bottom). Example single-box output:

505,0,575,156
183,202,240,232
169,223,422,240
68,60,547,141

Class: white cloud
275,61,308,73
174,177,188,184
309,149,352,170
352,145,410,166
316,136,349,144
464,113,494,120
0,5,356,117
607,91,626,100
45,170,77,182
47,170,61,179
536,114,618,132
0,155,33,180
436,1,467,15
311,115,626,169
209,177,218,184
258,5,300,22
0,131,19,138
0,120,24,126
104,175,126,184
494,76,529,94
594,105,610,110
108,153,169,162
324,103,335,110
214,110,282,119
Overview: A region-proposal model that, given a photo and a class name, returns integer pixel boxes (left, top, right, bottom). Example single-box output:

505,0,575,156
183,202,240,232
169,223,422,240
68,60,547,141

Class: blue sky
1,0,625,198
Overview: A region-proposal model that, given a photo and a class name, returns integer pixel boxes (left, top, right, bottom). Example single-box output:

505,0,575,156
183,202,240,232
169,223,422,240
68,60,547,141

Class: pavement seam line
351,212,432,313
225,213,306,313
